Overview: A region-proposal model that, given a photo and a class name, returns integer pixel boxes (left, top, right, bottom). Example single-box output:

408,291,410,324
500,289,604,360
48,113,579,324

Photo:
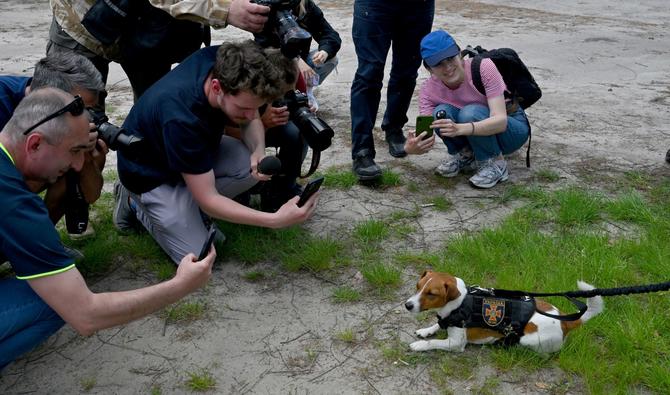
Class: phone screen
297,177,324,207
198,226,217,260
415,115,434,139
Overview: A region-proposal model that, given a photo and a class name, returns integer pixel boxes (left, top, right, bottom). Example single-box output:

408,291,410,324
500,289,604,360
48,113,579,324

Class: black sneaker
353,150,382,181
666,148,670,164
385,129,407,158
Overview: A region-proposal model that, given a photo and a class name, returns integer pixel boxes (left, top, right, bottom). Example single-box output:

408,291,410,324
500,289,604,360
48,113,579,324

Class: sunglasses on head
22,95,85,136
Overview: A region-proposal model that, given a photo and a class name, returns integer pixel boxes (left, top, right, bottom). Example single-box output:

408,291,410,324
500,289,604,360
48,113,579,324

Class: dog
404,271,603,353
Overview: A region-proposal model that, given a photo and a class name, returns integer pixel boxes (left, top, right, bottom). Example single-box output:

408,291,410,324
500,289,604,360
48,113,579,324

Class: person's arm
182,170,318,229
149,0,269,32
432,95,507,138
28,251,215,336
240,118,267,180
303,1,341,61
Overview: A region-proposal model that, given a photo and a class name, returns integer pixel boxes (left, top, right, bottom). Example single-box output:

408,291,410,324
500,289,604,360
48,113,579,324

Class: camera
89,110,143,152
252,0,312,59
275,90,333,152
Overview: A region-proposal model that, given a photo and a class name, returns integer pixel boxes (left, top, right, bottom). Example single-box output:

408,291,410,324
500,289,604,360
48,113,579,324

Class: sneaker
69,223,96,240
352,150,382,181
63,246,84,260
113,181,137,232
469,159,509,189
435,151,476,178
666,148,670,164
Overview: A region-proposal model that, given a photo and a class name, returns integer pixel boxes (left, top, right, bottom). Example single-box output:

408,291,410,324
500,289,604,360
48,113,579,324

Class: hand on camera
228,0,270,33
261,105,290,129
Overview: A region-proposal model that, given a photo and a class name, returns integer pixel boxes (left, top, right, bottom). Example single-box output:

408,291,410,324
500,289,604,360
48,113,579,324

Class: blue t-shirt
0,76,30,130
0,145,74,280
117,46,231,194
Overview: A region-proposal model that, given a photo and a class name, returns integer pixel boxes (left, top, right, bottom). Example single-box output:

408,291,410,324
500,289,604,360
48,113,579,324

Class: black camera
89,110,143,152
252,0,312,59
275,90,333,152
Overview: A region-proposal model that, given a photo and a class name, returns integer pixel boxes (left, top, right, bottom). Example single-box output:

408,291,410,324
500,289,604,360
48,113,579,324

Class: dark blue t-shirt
117,46,231,194
0,76,30,130
0,145,74,280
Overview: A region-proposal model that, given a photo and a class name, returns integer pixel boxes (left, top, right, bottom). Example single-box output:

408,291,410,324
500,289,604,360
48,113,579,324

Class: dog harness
437,287,537,346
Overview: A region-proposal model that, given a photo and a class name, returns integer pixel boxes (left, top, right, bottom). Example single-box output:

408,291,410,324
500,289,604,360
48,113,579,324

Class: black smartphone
198,225,217,260
297,176,324,207
415,115,434,139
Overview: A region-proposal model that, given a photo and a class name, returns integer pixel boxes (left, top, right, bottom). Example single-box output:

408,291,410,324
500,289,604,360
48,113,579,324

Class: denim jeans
433,103,530,161
350,0,434,158
0,278,65,370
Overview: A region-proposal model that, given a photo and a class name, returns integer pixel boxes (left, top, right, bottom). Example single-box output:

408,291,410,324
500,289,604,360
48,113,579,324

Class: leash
472,281,670,322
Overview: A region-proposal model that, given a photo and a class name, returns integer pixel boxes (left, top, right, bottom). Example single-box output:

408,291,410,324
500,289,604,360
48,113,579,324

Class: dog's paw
409,340,431,352
415,324,438,338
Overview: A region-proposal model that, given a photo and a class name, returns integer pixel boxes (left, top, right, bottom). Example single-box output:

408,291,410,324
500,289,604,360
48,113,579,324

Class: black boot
385,129,407,158
352,149,382,181
666,148,670,164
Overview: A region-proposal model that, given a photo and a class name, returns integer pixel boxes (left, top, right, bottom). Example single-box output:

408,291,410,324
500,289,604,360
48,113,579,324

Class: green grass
427,195,453,212
58,173,670,394
332,286,362,303
319,167,358,189
162,301,207,324
184,369,216,392
334,328,357,343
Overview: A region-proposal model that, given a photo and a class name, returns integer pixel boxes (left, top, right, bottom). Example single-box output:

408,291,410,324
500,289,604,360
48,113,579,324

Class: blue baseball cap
420,30,460,67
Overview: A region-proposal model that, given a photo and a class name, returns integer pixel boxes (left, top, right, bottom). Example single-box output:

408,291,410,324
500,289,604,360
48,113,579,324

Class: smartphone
198,225,217,261
415,115,434,139
297,176,324,207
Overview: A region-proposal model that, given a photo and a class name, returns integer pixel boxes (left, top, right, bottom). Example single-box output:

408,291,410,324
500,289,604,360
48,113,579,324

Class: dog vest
437,287,537,346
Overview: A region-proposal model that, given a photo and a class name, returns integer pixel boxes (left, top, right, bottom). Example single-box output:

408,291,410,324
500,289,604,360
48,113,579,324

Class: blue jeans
433,103,530,161
350,0,434,158
0,278,64,370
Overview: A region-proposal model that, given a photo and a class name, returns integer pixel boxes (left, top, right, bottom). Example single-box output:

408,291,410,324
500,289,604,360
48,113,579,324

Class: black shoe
385,130,407,158
666,149,670,164
353,150,382,181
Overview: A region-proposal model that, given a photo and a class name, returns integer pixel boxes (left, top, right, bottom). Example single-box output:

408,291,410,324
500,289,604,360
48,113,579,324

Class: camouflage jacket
50,0,231,60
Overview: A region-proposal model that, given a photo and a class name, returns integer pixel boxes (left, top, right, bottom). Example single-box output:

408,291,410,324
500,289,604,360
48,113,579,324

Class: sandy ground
1,0,669,394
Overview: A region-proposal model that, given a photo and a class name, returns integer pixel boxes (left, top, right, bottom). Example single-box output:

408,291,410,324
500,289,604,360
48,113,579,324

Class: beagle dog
405,271,603,353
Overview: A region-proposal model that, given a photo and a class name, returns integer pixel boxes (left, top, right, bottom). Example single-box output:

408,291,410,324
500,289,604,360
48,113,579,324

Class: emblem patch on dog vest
482,298,505,327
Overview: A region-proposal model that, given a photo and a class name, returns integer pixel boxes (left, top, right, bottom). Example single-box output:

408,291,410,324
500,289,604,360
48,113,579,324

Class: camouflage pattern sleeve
148,0,232,28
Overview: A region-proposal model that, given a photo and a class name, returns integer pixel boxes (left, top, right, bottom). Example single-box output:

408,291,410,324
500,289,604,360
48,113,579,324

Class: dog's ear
444,281,461,302
420,270,430,279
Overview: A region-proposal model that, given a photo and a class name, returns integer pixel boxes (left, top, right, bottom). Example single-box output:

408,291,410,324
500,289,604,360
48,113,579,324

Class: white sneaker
435,151,476,178
469,159,509,189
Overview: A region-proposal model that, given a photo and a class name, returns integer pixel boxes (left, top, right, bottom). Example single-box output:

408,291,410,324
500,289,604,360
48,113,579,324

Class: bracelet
470,122,475,135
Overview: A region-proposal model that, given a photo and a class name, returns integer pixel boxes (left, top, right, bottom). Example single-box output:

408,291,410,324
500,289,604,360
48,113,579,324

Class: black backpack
462,45,540,167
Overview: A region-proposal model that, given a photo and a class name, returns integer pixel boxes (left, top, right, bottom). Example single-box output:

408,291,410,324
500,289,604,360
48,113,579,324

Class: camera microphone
258,156,282,176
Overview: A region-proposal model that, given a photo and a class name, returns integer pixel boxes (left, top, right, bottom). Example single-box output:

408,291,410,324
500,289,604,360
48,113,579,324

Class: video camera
274,90,333,152
88,110,143,153
252,0,312,59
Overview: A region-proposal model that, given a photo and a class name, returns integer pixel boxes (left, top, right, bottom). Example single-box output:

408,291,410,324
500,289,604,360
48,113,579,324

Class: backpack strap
470,57,486,96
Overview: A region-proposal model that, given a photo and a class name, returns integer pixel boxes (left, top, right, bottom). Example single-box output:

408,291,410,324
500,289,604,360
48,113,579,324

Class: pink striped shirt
419,58,506,115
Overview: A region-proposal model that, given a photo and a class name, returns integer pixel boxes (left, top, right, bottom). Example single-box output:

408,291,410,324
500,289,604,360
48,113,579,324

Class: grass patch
427,195,452,212
334,328,357,343
534,168,560,182
332,286,362,303
319,167,358,189
242,270,265,282
162,301,207,324
184,369,216,392
353,219,389,243
361,262,401,288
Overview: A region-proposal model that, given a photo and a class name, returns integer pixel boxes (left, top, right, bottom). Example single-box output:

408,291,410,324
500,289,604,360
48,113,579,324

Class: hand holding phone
297,177,324,207
198,225,217,261
415,115,434,139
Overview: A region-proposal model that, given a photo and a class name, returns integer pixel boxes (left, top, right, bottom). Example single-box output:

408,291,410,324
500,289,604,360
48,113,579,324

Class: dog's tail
577,281,604,322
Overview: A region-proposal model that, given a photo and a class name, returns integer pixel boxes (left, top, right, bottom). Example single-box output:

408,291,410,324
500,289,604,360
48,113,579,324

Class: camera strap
301,149,320,178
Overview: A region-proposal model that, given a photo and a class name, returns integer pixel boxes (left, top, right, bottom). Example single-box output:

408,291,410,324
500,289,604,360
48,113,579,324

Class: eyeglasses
22,95,85,136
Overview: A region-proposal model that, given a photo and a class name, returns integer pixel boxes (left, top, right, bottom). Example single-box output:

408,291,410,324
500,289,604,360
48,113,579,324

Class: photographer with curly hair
114,41,319,264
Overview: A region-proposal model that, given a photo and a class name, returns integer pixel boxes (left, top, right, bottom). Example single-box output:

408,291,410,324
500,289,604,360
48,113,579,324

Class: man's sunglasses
22,95,85,136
